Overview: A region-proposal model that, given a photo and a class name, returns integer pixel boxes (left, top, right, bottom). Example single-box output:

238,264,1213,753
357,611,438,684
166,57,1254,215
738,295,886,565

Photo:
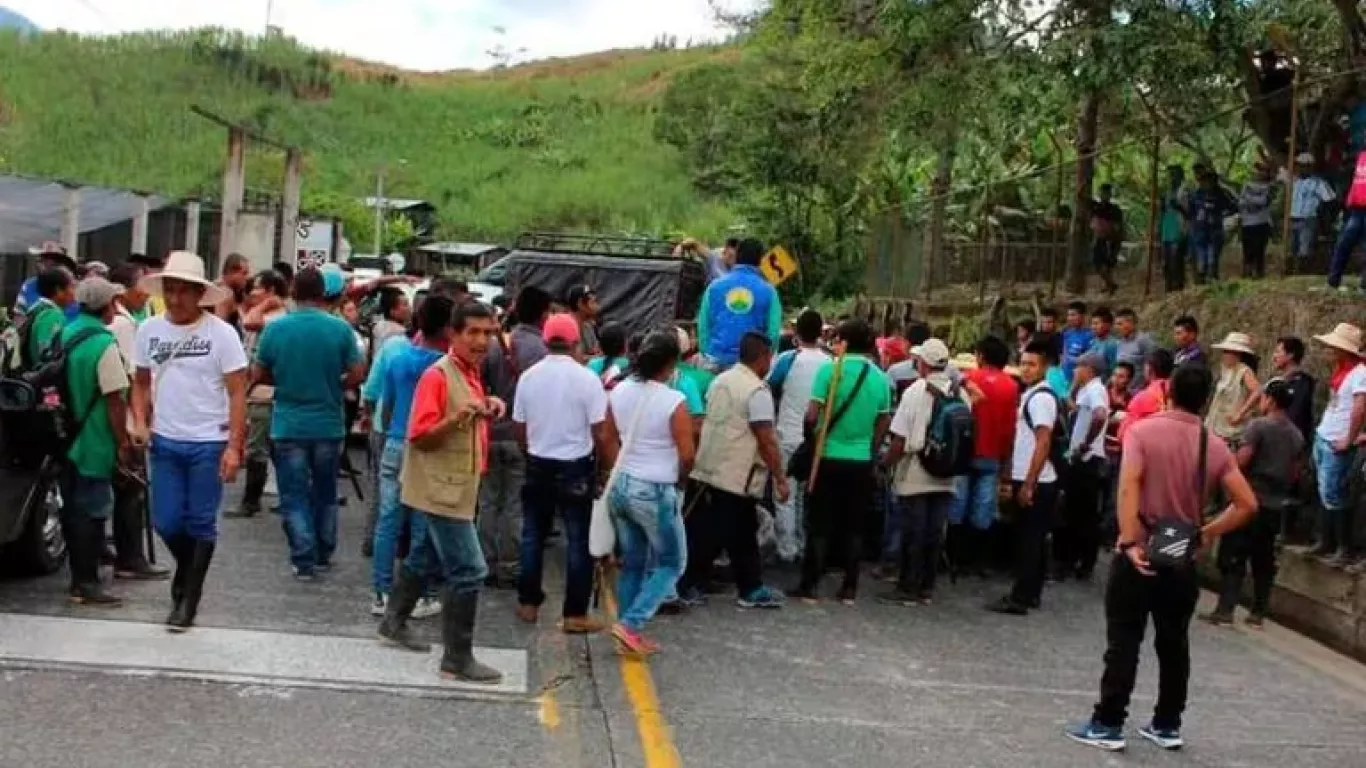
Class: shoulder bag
589,383,657,558
1146,425,1207,571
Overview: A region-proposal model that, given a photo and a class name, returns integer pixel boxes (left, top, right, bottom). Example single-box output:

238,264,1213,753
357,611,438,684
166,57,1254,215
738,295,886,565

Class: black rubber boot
167,540,215,632
228,460,269,519
378,566,431,652
113,485,169,581
1202,569,1241,624
1326,506,1357,567
439,588,502,684
162,533,195,608
1310,508,1339,558
70,518,121,607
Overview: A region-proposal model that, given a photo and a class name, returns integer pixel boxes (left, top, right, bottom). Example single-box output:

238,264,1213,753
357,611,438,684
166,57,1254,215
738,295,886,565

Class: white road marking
0,613,527,697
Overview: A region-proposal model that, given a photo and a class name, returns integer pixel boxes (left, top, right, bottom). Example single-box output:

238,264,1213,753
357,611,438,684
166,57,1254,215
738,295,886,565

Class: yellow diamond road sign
760,245,797,285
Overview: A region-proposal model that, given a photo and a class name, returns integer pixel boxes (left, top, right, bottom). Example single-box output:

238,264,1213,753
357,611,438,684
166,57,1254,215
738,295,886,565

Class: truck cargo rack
514,232,679,260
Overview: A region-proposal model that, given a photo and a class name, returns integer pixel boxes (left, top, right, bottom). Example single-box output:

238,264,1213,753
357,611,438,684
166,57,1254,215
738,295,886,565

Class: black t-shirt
1281,369,1316,447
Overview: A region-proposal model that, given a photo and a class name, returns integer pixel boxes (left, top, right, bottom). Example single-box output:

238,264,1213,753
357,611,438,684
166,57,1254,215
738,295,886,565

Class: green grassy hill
0,29,738,243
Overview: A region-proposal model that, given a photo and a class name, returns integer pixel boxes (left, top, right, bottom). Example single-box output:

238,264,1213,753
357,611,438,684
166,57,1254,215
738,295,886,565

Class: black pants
1009,480,1057,606
1162,240,1188,293
801,458,874,596
678,486,762,597
1242,223,1271,278
1055,458,1104,577
1093,556,1199,730
517,455,596,618
1215,505,1282,616
895,493,952,595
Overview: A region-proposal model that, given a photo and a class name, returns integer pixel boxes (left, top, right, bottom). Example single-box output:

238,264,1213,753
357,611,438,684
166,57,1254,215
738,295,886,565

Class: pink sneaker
611,623,660,656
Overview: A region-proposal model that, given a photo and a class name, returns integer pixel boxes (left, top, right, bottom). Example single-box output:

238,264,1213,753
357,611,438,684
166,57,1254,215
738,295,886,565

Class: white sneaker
370,593,388,616
412,596,442,619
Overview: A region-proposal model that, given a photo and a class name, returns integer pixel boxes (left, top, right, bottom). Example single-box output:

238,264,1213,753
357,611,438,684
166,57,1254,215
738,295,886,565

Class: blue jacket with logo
698,265,780,368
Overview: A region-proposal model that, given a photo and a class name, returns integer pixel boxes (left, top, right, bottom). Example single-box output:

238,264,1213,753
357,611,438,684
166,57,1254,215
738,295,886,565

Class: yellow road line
600,570,682,768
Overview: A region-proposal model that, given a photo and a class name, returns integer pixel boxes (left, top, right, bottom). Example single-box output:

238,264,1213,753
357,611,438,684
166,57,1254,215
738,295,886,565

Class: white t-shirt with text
133,313,248,443
1012,382,1059,483
1318,364,1366,443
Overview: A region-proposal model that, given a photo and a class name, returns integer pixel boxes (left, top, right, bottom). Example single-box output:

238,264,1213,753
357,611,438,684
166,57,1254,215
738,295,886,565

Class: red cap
543,313,581,345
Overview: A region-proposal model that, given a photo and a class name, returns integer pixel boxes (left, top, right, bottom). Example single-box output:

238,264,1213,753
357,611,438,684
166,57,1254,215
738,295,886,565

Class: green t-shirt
586,356,629,380
256,307,363,441
809,356,892,461
677,363,716,405
62,314,123,479
27,300,65,365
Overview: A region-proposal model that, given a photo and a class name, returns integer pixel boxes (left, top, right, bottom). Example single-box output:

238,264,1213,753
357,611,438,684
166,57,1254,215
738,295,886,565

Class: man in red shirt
1118,348,1174,444
948,336,1019,574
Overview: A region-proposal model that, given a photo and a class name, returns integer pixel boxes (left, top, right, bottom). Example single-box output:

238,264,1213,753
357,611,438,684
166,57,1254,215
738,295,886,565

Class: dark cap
127,252,166,270
565,284,595,309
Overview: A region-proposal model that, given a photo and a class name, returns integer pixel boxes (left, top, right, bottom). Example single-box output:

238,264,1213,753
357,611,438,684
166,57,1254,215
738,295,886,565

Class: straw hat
1211,332,1255,356
1314,323,1364,357
136,251,230,308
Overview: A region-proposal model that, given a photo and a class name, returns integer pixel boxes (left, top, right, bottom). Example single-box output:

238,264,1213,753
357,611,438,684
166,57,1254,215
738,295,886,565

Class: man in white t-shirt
512,313,610,633
765,309,830,563
989,338,1059,616
130,251,248,633
1310,323,1366,563
1056,351,1110,581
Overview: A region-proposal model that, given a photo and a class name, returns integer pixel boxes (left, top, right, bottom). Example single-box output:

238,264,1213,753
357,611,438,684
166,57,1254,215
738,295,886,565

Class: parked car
0,409,66,576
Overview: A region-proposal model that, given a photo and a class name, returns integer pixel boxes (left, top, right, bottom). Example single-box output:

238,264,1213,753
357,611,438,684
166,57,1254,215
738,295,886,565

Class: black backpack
919,381,975,478
1,326,110,455
1022,387,1071,473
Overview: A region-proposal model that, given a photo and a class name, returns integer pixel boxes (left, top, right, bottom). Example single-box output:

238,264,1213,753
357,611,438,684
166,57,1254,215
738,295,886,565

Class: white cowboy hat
1211,332,1256,356
1314,323,1364,357
136,251,230,308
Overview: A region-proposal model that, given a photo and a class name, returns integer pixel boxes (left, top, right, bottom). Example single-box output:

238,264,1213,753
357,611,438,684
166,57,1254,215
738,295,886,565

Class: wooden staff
807,349,847,490
1280,68,1300,277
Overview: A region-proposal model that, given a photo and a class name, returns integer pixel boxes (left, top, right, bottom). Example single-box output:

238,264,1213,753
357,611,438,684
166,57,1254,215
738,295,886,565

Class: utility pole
373,167,385,257
266,0,274,34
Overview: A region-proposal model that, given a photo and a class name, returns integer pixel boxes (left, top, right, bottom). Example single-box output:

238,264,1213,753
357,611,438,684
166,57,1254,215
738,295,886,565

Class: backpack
1,302,60,378
918,381,975,478
3,326,110,456
1022,387,1072,473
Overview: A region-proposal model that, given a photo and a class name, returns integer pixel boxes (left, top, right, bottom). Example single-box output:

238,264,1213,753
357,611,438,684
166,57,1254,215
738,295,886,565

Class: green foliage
0,29,737,243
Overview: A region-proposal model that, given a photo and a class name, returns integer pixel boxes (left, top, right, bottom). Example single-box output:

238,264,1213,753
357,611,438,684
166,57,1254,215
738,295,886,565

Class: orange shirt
1118,379,1168,444
408,354,490,474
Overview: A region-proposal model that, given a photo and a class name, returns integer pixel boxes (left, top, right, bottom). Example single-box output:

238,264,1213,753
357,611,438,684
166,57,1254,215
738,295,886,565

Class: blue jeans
372,438,434,595
59,468,114,524
949,457,1000,530
610,473,687,632
1313,436,1356,511
519,455,596,618
405,513,487,596
1290,218,1317,261
1190,232,1224,279
149,435,227,541
274,439,342,574
1328,209,1366,288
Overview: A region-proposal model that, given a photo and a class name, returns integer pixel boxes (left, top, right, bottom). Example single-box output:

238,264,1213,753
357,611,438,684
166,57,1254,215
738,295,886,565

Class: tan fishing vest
399,357,483,520
691,363,769,498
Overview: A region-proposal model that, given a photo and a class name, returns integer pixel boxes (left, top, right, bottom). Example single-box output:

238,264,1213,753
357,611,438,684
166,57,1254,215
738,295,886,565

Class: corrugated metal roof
416,241,505,256
0,175,171,254
362,196,432,211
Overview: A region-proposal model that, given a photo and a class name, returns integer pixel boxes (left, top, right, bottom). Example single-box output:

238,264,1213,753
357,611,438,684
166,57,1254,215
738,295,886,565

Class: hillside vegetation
0,29,737,246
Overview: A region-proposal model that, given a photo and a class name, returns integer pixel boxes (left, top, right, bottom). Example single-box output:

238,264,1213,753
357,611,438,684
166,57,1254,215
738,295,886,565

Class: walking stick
807,350,847,490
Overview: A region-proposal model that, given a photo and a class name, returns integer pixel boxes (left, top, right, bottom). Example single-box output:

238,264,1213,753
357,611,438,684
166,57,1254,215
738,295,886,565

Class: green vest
62,314,121,479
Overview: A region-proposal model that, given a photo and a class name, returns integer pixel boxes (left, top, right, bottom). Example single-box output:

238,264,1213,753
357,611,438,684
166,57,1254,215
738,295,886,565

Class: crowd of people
8,231,1366,750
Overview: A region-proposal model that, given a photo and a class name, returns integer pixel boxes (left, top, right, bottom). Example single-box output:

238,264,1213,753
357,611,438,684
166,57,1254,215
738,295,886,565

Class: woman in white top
601,331,695,655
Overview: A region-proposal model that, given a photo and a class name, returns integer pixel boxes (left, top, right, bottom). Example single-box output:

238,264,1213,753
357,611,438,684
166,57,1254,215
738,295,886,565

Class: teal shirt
586,356,630,379
670,369,705,416
256,307,362,441
362,334,410,434
1046,366,1070,399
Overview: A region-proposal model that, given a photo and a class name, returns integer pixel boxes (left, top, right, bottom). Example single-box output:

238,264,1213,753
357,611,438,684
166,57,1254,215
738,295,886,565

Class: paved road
3,456,1366,767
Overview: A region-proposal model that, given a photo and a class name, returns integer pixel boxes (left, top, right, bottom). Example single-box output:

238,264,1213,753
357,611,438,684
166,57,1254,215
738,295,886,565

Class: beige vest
691,363,769,498
400,358,483,520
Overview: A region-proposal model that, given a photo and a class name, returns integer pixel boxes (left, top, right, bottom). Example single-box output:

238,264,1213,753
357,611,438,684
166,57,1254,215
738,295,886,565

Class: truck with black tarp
499,233,706,335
